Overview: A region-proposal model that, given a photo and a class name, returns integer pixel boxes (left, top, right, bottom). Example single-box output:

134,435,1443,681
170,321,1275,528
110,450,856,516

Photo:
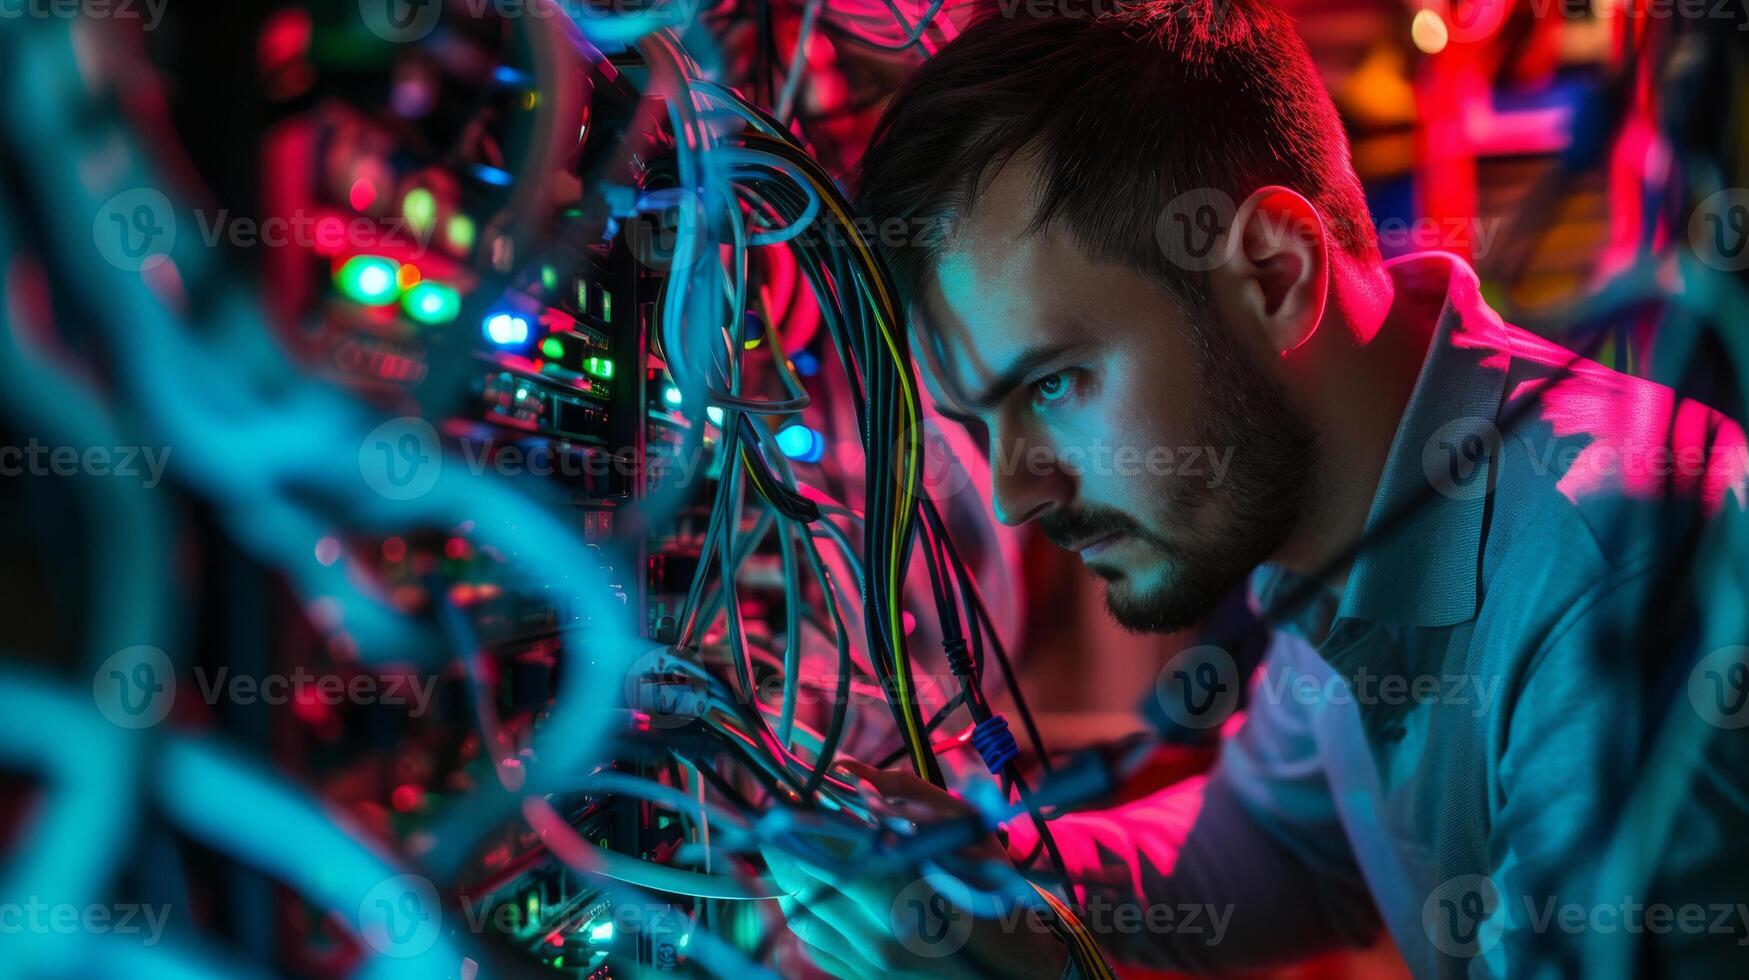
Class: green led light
582,356,614,380
403,188,437,237
541,265,558,291
600,291,612,322
401,281,460,325
336,255,401,306
447,214,476,252
540,337,566,360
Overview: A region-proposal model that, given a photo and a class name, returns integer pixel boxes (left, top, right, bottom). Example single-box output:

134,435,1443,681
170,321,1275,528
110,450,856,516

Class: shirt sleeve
1479,560,1749,977
1004,634,1383,973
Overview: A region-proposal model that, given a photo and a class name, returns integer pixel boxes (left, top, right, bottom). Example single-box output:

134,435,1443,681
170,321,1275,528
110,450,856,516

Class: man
766,1,1749,977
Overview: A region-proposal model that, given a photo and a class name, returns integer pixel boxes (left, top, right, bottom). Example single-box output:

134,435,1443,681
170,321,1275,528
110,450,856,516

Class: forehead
913,157,1195,420
913,161,1094,410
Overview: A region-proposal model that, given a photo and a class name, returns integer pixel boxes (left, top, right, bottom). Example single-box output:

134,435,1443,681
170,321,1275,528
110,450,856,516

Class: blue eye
1033,371,1072,404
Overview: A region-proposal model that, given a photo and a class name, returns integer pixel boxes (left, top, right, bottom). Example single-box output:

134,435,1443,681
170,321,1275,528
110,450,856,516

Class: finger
785,867,982,980
780,899,876,974
803,883,904,958
793,941,862,979
763,844,840,898
834,762,1007,865
836,760,971,817
769,843,916,935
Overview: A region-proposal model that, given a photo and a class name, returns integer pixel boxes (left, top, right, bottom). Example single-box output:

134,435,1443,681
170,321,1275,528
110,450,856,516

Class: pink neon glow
1005,773,1210,904
1500,326,1748,514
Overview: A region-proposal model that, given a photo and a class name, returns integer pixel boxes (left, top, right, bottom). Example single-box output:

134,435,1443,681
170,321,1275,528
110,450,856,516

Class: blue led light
472,163,514,187
484,312,529,346
792,350,820,377
775,424,825,463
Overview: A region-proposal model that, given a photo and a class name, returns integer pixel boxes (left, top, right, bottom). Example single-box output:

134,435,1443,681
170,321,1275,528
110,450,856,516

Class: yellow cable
1031,882,1116,980
799,168,930,777
747,130,1110,980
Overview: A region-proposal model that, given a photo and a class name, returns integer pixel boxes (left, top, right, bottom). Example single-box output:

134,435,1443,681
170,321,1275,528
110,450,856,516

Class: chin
1097,564,1192,634
1096,553,1247,635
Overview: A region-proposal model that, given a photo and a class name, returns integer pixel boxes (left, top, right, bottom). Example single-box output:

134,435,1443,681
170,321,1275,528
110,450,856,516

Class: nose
988,425,1072,527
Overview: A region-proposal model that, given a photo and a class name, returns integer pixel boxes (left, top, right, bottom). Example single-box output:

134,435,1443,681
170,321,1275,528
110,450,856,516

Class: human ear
1206,185,1329,355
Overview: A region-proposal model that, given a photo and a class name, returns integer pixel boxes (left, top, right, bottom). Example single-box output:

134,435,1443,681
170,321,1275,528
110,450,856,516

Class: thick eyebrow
953,340,1090,416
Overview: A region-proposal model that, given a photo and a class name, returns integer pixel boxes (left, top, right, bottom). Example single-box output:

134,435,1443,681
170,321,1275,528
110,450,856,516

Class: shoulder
1457,321,1743,666
1483,321,1746,573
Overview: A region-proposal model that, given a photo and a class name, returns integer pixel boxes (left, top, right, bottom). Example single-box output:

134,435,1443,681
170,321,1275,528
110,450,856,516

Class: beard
1041,308,1321,634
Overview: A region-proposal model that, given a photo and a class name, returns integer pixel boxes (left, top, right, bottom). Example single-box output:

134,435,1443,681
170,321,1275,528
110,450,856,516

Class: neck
1272,255,1433,589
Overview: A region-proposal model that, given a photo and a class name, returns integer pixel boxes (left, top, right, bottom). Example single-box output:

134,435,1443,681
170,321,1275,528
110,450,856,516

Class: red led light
292,690,328,725
391,784,423,812
349,178,378,213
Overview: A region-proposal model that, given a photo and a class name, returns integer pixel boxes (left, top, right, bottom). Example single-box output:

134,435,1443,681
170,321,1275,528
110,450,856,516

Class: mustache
1039,507,1155,551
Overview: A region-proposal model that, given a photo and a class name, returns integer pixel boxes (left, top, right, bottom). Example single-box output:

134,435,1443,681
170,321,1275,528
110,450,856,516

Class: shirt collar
1333,251,1511,628
1253,252,1511,636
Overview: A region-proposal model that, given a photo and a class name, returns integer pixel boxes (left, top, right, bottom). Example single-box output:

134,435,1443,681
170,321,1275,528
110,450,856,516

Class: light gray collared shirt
1019,252,1749,978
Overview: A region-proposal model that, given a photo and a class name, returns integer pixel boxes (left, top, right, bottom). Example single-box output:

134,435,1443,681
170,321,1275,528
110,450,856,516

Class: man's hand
765,759,1072,979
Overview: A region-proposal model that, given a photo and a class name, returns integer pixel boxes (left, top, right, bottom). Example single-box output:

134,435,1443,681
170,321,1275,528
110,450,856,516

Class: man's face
917,163,1320,633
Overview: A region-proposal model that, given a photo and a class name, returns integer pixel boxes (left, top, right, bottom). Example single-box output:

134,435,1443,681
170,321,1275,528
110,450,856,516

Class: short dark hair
855,0,1379,312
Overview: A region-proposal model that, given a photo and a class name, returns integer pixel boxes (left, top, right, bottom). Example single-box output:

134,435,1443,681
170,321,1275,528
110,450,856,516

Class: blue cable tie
971,715,1019,775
